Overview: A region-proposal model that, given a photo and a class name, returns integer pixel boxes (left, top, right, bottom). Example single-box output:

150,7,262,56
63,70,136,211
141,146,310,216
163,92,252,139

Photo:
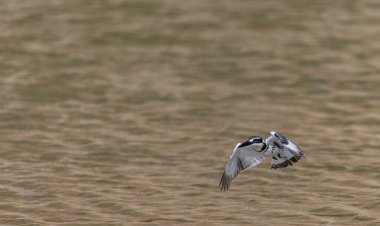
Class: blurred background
1,0,380,225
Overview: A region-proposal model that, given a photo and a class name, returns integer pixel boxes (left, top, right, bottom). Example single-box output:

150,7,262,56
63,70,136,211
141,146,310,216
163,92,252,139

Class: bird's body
219,131,305,191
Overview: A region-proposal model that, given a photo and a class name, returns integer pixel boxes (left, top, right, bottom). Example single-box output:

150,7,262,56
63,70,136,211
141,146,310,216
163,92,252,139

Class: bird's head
237,136,266,152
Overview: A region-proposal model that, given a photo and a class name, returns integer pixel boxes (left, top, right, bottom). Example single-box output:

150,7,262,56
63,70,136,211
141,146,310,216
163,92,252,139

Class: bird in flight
219,131,305,191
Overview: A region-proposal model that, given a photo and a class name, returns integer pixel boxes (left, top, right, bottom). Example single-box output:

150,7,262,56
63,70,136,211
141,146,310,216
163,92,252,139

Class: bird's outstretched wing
268,131,305,169
219,143,265,191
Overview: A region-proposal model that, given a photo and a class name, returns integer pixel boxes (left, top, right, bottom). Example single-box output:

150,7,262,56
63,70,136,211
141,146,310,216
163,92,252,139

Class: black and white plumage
219,131,305,191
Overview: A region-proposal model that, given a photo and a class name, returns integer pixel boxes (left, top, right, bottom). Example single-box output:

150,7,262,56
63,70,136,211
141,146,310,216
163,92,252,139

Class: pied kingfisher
219,131,305,191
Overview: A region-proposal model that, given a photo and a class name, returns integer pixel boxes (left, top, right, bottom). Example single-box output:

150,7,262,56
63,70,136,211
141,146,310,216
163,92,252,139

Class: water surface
1,0,380,225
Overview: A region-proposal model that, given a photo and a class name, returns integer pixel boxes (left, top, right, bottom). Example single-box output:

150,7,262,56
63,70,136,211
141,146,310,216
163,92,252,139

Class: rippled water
1,0,380,225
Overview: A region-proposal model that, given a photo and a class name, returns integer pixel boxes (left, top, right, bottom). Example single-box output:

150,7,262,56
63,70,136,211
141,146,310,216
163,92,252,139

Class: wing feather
269,131,305,169
270,131,304,159
219,145,265,191
271,156,293,169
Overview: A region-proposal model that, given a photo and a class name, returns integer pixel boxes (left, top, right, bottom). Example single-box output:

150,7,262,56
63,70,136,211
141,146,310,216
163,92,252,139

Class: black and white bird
219,131,305,191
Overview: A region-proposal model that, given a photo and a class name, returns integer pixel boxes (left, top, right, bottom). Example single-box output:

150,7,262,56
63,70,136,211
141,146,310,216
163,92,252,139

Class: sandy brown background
1,0,380,225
